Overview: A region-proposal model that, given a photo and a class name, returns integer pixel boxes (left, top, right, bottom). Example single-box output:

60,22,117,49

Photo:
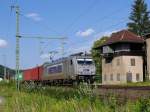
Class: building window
70,60,73,65
105,57,112,63
110,74,113,81
136,73,140,81
117,73,120,81
117,59,120,66
104,75,107,81
131,58,135,66
126,73,132,82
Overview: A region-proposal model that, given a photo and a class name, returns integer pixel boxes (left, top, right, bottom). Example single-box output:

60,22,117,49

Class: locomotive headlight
91,72,93,74
78,71,83,74
78,71,81,74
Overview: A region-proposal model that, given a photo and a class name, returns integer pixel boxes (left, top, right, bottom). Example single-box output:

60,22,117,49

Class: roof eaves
101,40,144,46
143,33,150,39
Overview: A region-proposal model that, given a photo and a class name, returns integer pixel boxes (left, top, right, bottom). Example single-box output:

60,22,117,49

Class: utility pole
11,6,66,91
16,6,20,91
11,5,20,91
61,38,65,57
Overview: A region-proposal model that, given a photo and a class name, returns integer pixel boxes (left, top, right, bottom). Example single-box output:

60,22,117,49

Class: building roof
102,30,144,46
144,33,150,39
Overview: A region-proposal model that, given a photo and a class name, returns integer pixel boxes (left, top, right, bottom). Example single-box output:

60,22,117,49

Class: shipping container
23,65,43,81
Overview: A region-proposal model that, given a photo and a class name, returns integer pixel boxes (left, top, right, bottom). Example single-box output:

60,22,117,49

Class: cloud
76,28,95,37
0,39,7,48
40,53,49,59
25,13,42,21
93,30,120,41
39,29,121,59
67,29,120,55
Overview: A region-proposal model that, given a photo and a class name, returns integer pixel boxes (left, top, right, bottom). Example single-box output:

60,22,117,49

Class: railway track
95,85,150,90
21,82,150,101
92,85,150,101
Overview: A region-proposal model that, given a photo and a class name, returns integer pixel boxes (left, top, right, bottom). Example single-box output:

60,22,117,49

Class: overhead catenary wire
19,13,63,36
5,0,18,40
10,5,68,72
65,0,130,37
18,12,67,54
68,8,129,37
9,1,130,61
62,0,98,35
15,9,67,56
64,0,131,40
88,6,129,27
13,1,128,57
10,0,18,6
10,4,67,58
20,35,67,55
97,18,129,33
64,17,128,56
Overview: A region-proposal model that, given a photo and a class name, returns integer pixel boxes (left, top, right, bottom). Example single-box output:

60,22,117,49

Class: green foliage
125,99,150,112
2,82,150,112
127,0,150,36
0,65,15,79
0,82,110,112
91,36,109,82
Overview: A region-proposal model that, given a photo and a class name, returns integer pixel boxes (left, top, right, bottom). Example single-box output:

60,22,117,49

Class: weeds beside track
1,81,150,112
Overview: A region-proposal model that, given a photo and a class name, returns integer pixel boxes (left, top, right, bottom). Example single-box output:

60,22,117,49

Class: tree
91,36,108,82
127,0,150,36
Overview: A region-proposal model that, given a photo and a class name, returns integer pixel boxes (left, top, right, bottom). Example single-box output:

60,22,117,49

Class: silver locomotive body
42,53,96,83
70,55,95,82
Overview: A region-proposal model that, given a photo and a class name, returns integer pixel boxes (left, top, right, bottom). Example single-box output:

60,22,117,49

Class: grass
1,81,150,112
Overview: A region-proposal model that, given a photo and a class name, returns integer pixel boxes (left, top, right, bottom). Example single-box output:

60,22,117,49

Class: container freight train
23,52,96,85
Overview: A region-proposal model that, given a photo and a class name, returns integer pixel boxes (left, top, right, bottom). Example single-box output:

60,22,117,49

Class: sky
0,0,150,69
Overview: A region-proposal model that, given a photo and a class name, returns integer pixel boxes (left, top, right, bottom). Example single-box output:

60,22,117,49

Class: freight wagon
23,66,43,82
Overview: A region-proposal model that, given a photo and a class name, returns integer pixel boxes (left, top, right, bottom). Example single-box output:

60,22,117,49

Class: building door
126,73,132,82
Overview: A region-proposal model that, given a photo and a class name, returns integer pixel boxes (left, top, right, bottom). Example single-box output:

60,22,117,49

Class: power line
66,1,130,37
70,12,128,37
17,12,66,54
20,36,66,39
62,0,98,35
90,8,127,27
10,0,18,6
13,10,67,58
19,13,63,35
98,18,128,32
65,17,128,55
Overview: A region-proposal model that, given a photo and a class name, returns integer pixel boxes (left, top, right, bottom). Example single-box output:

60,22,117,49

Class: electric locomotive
42,52,96,84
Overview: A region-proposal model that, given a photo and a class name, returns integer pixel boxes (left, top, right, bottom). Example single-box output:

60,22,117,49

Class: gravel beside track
93,85,150,101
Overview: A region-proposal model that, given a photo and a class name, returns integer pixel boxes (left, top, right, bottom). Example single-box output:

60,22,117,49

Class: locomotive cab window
86,60,93,65
77,59,93,65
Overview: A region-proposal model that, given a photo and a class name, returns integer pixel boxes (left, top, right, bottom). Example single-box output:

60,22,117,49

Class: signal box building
99,30,144,84
145,34,150,80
